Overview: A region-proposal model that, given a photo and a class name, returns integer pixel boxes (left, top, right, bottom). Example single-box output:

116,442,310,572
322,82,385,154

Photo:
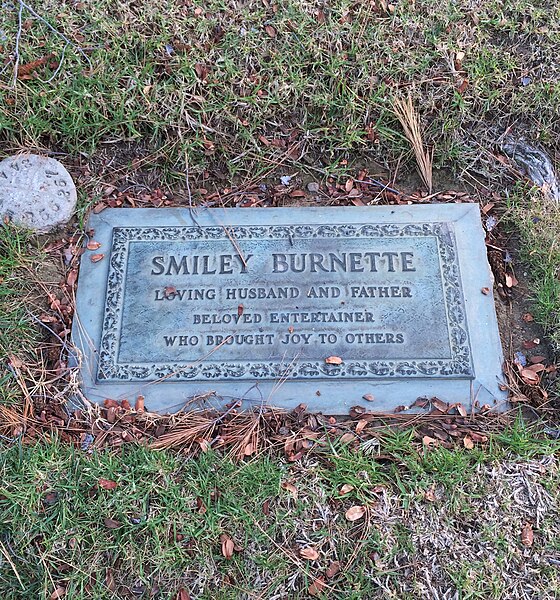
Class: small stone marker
0,154,76,231
73,205,507,413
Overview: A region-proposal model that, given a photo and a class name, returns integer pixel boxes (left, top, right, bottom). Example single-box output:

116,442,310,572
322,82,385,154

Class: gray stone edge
72,204,508,413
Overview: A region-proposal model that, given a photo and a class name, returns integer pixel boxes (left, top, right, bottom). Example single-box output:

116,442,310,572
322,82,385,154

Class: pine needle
393,95,433,192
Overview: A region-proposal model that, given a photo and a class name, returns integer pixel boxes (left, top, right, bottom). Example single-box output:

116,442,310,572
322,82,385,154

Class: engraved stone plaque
0,154,77,231
73,205,507,413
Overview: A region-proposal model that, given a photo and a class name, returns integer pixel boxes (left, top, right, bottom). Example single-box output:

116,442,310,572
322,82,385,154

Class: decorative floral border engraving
97,223,473,382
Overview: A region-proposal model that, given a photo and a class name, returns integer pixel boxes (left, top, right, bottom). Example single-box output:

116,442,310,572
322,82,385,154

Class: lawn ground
1,0,560,598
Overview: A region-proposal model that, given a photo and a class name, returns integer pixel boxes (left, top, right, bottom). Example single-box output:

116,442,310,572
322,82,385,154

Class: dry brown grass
393,95,434,192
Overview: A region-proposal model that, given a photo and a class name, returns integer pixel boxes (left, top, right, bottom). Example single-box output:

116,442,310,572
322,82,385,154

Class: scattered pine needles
393,95,434,192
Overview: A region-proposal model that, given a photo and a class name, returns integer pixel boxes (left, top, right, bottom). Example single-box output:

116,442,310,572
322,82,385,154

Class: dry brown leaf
91,253,105,263
135,395,145,411
105,568,116,591
522,338,540,350
463,435,474,450
98,478,118,490
176,589,190,600
325,356,342,365
300,546,320,561
522,313,534,322
87,240,101,250
520,368,540,385
362,393,374,402
431,397,449,412
220,534,235,558
339,484,354,495
103,518,121,529
422,435,438,447
456,403,467,417
49,587,66,600
281,481,298,498
339,432,356,444
345,505,366,521
308,577,326,596
521,522,534,547
424,486,437,502
325,560,341,579
505,273,519,288
355,419,368,434
264,24,277,37
481,287,490,295
530,355,546,364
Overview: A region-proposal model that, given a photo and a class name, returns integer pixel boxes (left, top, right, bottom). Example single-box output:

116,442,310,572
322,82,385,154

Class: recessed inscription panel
97,222,472,382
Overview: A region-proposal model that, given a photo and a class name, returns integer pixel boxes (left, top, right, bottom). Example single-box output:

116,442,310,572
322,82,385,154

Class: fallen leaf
106,568,116,591
176,589,190,600
238,304,244,317
422,435,438,447
393,405,407,413
431,397,449,412
49,587,66,600
220,534,234,558
66,268,78,287
521,522,534,547
91,253,104,263
470,432,488,443
456,403,468,417
135,395,145,411
103,518,121,529
424,486,437,502
362,393,374,402
530,355,546,364
339,484,354,495
281,481,298,498
262,499,270,515
300,546,319,560
164,286,177,298
339,432,356,444
522,338,540,350
505,273,518,288
463,435,474,450
521,368,540,384
194,62,209,81
522,313,534,322
481,287,490,295
98,478,118,490
87,240,101,250
308,577,326,596
325,560,341,578
526,363,546,373
355,419,368,434
325,356,342,365
265,24,277,37
345,505,366,521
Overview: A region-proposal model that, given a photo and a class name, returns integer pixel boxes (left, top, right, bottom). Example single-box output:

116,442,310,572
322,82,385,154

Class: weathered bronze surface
73,205,506,413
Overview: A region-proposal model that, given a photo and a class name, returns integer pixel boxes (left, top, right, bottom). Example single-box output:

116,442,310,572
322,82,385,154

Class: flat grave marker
73,205,507,413
0,154,76,231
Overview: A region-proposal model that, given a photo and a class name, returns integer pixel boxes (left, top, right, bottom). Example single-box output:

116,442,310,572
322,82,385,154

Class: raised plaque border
96,222,473,383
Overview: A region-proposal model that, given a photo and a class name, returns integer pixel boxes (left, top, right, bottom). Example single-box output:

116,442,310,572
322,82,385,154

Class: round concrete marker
0,154,77,232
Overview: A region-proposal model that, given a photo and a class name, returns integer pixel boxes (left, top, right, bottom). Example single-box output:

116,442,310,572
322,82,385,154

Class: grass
0,0,559,183
507,184,560,351
1,428,560,599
